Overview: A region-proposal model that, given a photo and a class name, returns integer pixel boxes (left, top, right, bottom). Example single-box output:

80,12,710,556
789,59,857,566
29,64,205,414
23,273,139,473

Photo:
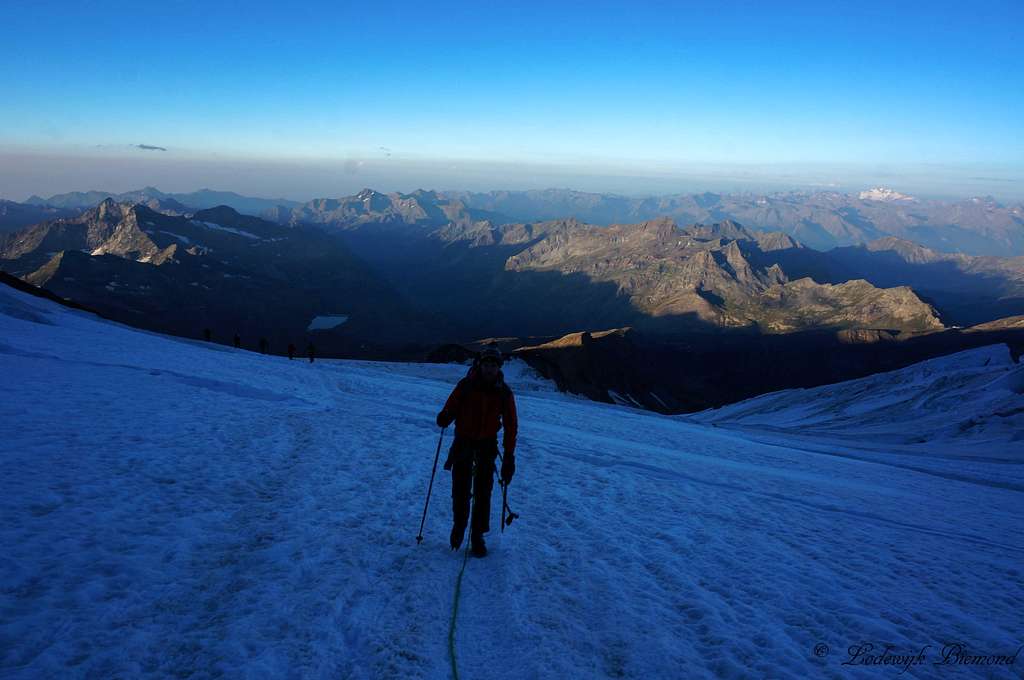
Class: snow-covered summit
2,281,1022,678
858,186,916,202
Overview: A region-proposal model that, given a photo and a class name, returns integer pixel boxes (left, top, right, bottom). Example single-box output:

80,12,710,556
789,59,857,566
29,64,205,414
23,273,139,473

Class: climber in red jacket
436,347,518,557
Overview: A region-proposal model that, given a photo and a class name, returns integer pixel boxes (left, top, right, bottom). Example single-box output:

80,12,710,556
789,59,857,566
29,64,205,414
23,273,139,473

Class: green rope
447,459,478,680
447,540,471,680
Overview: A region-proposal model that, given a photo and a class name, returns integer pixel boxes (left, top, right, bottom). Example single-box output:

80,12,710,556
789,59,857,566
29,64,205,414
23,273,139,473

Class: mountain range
25,186,299,218
0,199,438,357
264,188,1024,331
4,186,1024,411
15,185,1024,256
252,189,949,338
446,188,1024,256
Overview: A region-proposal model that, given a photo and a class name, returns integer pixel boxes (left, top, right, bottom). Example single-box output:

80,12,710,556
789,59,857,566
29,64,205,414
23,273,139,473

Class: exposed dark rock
425,343,476,364
514,322,1024,414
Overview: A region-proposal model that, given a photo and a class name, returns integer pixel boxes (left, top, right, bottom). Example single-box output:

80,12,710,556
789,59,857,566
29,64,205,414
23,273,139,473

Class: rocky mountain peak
764,263,788,285
683,220,754,242
753,231,800,252
864,236,946,264
72,200,137,242
722,240,756,282
410,189,439,200
96,197,120,218
192,205,242,225
633,216,678,238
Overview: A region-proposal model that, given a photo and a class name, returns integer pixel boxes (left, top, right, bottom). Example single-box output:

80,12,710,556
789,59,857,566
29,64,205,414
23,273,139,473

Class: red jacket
438,368,518,457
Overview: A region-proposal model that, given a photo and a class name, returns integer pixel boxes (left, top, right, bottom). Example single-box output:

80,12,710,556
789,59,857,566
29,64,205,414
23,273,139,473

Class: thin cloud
136,144,167,151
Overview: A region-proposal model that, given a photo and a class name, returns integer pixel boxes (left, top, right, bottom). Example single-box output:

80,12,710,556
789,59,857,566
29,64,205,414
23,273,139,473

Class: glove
500,455,515,485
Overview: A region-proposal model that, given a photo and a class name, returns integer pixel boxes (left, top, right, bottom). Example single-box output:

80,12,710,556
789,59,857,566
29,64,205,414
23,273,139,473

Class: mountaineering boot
470,533,487,558
450,523,466,550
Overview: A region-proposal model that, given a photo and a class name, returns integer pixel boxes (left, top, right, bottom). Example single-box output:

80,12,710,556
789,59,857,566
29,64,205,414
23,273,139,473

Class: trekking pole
493,457,520,531
416,427,446,544
501,480,508,533
493,469,507,533
494,453,505,532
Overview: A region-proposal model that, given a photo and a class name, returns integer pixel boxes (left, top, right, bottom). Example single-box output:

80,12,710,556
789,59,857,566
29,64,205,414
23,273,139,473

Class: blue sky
1,0,1022,199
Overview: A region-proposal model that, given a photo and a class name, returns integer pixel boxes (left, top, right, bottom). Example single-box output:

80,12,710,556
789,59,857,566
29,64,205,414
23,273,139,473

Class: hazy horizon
3,148,1023,204
3,1,1022,202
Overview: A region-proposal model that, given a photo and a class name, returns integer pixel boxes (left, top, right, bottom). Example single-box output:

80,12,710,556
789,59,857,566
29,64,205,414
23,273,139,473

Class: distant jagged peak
348,188,396,212
126,186,167,199
131,195,191,216
693,191,722,208
189,204,283,239
764,262,788,284
632,215,678,234
683,219,754,242
858,186,916,202
90,197,134,223
966,195,1002,208
715,218,749,234
753,230,801,252
862,236,958,264
191,204,244,224
408,188,439,200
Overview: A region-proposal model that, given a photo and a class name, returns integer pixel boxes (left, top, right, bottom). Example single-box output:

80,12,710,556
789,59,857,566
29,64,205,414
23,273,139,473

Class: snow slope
1,284,1022,679
689,344,1024,489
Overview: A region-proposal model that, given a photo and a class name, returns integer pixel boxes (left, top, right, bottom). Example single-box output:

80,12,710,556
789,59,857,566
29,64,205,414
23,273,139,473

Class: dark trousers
450,439,498,536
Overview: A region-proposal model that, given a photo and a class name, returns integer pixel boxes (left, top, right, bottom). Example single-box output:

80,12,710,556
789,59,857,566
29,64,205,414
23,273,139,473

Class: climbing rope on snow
446,457,478,680
447,539,471,680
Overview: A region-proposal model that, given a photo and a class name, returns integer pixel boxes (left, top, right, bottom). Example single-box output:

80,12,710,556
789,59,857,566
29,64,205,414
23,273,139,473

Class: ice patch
191,220,260,239
307,315,349,331
157,231,193,245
